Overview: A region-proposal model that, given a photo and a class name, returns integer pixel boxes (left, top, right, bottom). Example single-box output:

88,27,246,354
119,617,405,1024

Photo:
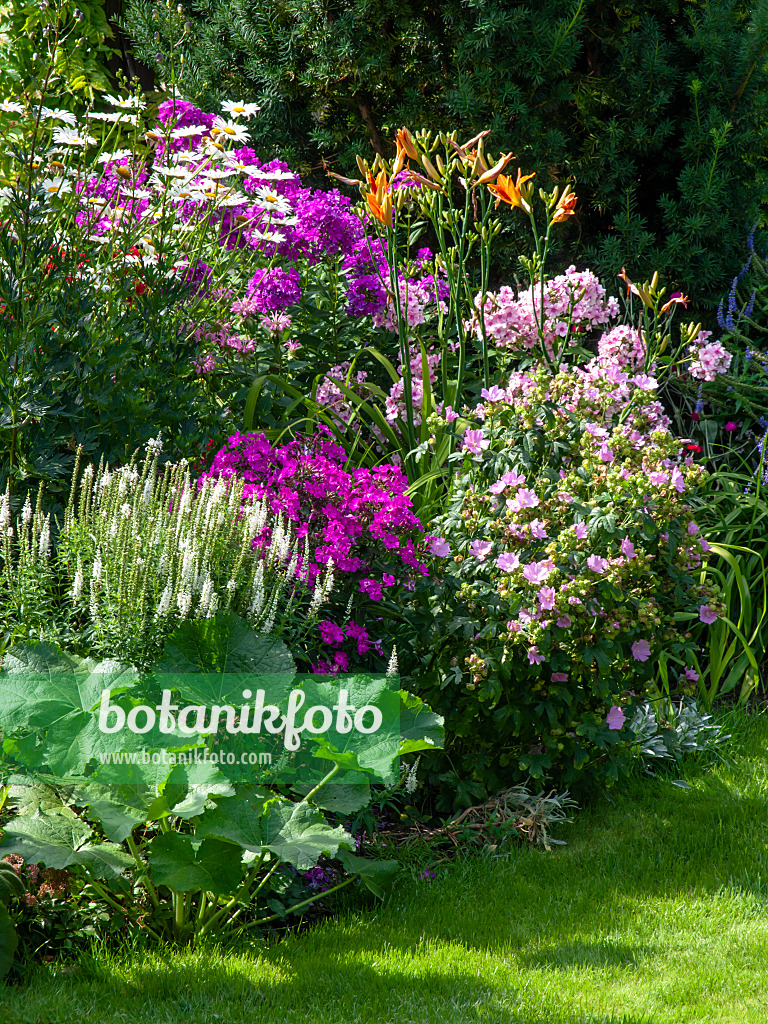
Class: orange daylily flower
366,170,393,226
366,192,393,227
487,169,536,211
660,293,690,313
552,190,577,223
396,127,419,161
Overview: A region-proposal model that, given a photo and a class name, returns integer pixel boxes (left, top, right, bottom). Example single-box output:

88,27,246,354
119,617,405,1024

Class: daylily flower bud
551,187,577,223
421,154,441,182
476,151,515,185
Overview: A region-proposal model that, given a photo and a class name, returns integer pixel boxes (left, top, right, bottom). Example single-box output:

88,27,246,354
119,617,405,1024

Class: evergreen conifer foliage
123,0,768,305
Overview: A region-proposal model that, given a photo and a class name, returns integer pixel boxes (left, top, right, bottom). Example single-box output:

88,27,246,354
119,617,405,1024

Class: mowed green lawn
6,709,768,1024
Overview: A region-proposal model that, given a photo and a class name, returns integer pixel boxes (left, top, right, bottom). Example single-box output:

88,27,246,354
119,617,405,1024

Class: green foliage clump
0,0,118,100
122,0,768,309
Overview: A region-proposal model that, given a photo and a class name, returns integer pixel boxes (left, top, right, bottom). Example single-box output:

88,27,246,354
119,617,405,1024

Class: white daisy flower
39,107,78,126
215,191,249,207
202,167,235,179
250,167,297,181
251,228,285,244
211,116,250,143
252,185,292,215
103,94,146,111
96,148,132,163
221,100,261,118
223,155,261,175
170,124,208,139
0,100,24,114
53,127,96,146
39,176,72,196
89,111,139,125
153,165,191,178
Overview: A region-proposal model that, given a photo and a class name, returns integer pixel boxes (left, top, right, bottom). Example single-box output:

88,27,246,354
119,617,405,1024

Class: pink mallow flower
527,646,545,665
620,537,636,559
631,639,652,662
470,539,493,561
587,554,608,574
551,672,569,682
430,536,451,557
496,552,520,572
538,586,556,610
463,429,489,456
606,705,626,730
699,605,719,624
522,559,554,585
574,522,588,540
530,519,548,539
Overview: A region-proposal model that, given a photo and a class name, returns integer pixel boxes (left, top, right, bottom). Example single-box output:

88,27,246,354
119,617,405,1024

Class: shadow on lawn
7,747,768,1024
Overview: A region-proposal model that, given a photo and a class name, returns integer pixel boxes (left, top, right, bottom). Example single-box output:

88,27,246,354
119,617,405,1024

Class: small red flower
686,444,702,453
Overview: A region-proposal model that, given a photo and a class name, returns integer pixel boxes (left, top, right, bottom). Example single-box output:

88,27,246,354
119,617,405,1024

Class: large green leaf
6,779,76,818
193,787,279,851
0,813,133,878
157,612,295,676
262,801,352,870
398,690,445,755
0,903,18,981
0,643,136,732
337,848,400,900
148,832,244,894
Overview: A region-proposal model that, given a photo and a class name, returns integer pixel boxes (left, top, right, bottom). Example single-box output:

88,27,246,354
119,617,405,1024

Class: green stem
243,875,359,929
126,833,161,912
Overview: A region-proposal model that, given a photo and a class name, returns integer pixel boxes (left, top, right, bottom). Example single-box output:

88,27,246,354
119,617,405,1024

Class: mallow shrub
412,360,721,803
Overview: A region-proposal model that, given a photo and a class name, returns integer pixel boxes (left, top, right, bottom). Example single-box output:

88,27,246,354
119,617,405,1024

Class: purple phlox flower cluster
302,865,337,891
199,427,428,593
688,331,733,382
243,266,302,314
468,267,619,355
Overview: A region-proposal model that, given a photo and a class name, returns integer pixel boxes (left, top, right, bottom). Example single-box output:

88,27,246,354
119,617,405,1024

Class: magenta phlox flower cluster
469,267,619,355
199,428,428,596
155,99,215,155
313,619,383,674
687,330,733,382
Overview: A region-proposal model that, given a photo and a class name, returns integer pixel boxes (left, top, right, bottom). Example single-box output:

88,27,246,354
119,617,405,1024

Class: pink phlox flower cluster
385,345,441,426
468,267,619,355
688,331,733,382
596,325,646,371
315,364,368,427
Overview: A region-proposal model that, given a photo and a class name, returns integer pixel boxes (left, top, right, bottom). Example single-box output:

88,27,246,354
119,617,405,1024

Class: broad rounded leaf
148,832,244,894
